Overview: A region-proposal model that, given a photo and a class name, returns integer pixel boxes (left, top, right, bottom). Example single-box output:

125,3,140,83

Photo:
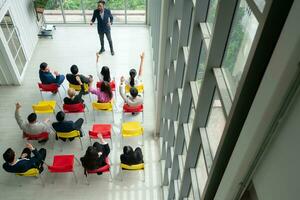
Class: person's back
89,80,113,103
39,70,55,84
120,146,143,165
66,65,91,85
39,62,65,85
64,78,85,105
119,77,143,107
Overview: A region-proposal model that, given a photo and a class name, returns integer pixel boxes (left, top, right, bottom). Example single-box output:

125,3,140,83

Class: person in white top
119,76,143,107
96,53,111,82
126,52,144,87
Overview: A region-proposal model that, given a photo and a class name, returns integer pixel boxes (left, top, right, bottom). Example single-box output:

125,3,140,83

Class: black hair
123,146,134,155
27,113,37,123
98,0,105,5
3,148,15,163
129,69,137,87
40,62,48,70
70,65,79,75
82,146,99,168
56,111,65,122
101,66,111,82
130,87,138,98
100,81,113,99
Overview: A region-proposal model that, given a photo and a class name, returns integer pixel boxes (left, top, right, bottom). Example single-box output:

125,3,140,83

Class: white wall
0,0,38,84
214,1,300,199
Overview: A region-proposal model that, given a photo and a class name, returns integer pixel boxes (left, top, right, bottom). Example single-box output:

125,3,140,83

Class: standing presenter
90,0,115,56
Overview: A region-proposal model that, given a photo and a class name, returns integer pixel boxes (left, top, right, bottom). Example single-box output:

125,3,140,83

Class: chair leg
72,171,78,184
142,169,145,182
109,170,113,182
89,137,92,145
61,84,67,94
79,137,83,150
109,139,113,151
60,139,63,152
142,111,144,123
93,110,96,122
40,91,44,100
83,111,87,124
85,174,90,185
57,90,62,103
112,111,114,123
38,174,45,187
89,93,92,102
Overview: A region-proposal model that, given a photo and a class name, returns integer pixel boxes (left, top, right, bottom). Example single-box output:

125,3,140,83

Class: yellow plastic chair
125,84,144,94
92,101,114,122
56,130,83,151
121,121,144,147
69,83,92,101
32,100,56,115
15,168,44,186
120,163,145,181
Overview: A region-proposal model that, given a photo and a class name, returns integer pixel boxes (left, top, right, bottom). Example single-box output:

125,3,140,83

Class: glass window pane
127,0,146,23
196,148,208,195
206,0,220,35
11,29,21,51
187,184,195,199
44,0,64,23
106,0,125,23
188,105,195,126
182,141,187,168
221,0,259,99
206,90,226,158
63,0,84,23
196,44,208,90
253,0,265,13
0,12,13,40
15,48,26,75
8,39,18,58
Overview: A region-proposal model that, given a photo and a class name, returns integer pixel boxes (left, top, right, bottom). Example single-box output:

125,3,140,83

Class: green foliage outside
45,0,145,10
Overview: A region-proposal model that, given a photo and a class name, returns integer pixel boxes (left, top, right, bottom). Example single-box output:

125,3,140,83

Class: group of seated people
2,52,145,175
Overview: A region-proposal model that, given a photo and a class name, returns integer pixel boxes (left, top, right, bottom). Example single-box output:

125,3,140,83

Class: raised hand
16,102,21,110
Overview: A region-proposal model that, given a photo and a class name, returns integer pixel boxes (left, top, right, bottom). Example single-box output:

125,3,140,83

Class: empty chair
92,101,114,122
48,154,78,184
38,83,64,102
121,121,144,147
120,163,145,181
32,100,56,115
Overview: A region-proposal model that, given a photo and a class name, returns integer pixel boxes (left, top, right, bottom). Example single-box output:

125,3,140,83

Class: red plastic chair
84,157,112,184
38,83,63,102
96,79,117,101
89,124,113,149
122,104,144,122
23,132,49,141
48,154,78,183
63,103,87,122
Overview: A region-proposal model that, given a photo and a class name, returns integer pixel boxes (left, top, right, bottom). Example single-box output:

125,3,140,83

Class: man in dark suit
90,0,115,55
2,143,46,173
52,111,84,142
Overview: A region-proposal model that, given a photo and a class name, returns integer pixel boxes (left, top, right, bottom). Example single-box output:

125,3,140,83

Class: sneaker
97,172,103,175
99,49,105,54
111,51,115,56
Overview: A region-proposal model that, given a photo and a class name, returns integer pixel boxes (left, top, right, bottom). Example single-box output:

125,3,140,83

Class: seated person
52,111,84,142
119,76,143,107
39,62,65,86
66,64,92,85
125,52,144,87
80,133,110,175
2,143,46,173
120,146,143,165
64,76,85,105
96,53,111,82
15,102,51,143
89,79,113,103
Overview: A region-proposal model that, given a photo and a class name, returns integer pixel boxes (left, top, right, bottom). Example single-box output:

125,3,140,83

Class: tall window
206,0,220,35
221,0,259,99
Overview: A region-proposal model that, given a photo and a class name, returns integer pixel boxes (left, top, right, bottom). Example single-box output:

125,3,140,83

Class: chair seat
69,83,89,92
121,121,144,137
16,168,40,176
89,124,112,139
56,130,80,139
86,158,110,173
123,104,143,113
38,83,59,92
63,103,85,113
32,100,56,114
23,132,49,140
120,163,144,170
48,155,74,173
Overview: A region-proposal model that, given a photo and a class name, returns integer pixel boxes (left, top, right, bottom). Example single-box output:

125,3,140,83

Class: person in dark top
90,0,115,55
120,146,143,165
64,76,85,105
80,133,110,175
66,64,92,85
39,62,65,86
52,111,84,142
2,143,46,173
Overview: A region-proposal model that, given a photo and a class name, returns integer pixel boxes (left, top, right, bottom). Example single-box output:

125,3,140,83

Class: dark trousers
99,31,114,52
21,148,46,171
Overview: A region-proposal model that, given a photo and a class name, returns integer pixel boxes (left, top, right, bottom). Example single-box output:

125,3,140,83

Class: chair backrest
121,121,144,137
86,158,110,173
96,80,116,91
123,104,143,113
63,103,85,113
16,168,39,176
125,84,144,93
92,101,113,111
69,83,89,92
56,130,80,139
38,83,58,92
23,132,49,140
120,163,144,170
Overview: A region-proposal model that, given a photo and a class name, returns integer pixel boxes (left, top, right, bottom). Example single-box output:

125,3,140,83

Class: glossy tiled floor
0,26,161,200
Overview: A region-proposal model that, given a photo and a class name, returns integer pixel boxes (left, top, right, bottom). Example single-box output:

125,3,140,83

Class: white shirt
100,11,104,19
